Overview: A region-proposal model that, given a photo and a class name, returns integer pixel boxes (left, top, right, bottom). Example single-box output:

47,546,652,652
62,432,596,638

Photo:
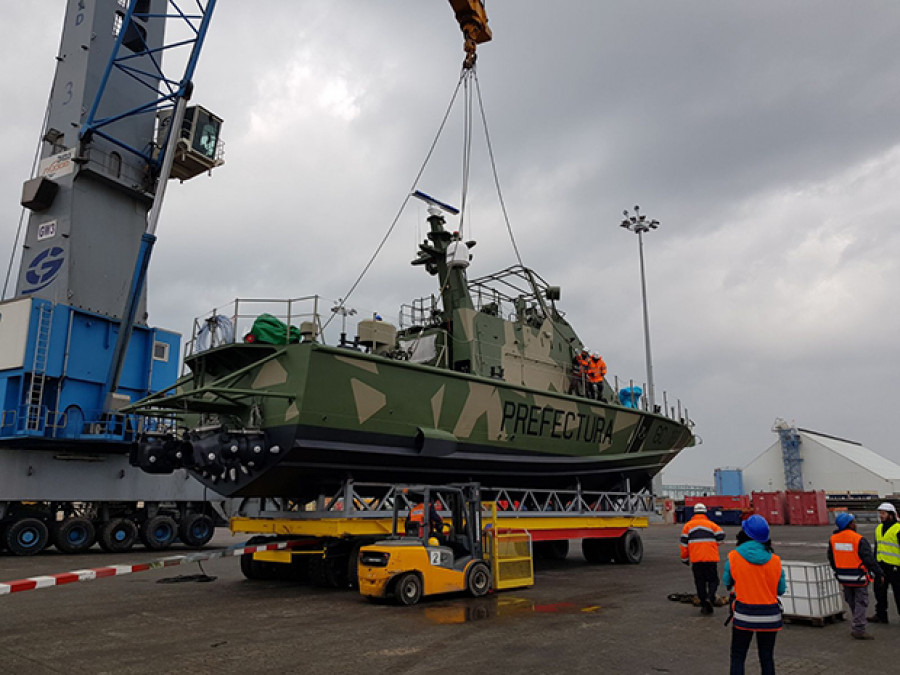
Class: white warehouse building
742,427,900,497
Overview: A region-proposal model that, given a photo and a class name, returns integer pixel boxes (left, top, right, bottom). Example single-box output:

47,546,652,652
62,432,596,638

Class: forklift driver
406,501,445,543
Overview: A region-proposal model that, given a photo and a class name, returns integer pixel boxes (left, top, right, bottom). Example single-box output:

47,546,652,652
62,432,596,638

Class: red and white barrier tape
0,540,303,596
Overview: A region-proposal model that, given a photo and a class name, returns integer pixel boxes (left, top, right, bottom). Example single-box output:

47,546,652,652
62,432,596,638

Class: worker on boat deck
569,349,590,397
679,502,726,615
587,353,607,400
828,512,883,640
870,502,900,624
723,515,785,675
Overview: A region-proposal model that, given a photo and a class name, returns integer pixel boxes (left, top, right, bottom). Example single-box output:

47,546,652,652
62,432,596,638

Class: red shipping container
785,492,805,525
800,490,828,526
685,495,751,510
751,491,786,526
784,490,829,525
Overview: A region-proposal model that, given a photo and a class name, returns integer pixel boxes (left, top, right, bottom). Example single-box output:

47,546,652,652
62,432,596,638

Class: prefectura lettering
500,401,612,444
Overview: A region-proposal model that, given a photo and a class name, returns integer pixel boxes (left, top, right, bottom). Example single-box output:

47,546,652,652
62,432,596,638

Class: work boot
700,601,714,615
851,632,875,640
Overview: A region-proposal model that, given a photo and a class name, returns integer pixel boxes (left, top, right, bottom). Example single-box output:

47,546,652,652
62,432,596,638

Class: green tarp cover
246,314,301,345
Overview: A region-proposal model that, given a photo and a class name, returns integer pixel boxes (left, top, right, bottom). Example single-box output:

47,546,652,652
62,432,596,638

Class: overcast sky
3,1,900,486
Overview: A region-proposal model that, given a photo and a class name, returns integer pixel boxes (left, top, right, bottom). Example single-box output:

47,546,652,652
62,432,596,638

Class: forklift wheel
394,573,423,606
467,562,492,598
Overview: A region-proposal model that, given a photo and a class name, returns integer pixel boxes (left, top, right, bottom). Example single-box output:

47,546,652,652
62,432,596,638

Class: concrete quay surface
0,524,893,674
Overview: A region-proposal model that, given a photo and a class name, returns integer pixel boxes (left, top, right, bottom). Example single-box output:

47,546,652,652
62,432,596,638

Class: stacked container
685,495,751,510
684,496,748,526
714,468,744,496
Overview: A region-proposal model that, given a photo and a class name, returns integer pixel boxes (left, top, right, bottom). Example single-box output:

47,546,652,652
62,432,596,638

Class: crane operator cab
358,483,492,605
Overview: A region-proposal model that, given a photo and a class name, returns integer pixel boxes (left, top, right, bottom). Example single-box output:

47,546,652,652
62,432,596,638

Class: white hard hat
877,502,897,515
693,503,707,513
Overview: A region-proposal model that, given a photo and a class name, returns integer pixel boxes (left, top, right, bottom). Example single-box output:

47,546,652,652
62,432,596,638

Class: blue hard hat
742,514,770,543
835,512,855,531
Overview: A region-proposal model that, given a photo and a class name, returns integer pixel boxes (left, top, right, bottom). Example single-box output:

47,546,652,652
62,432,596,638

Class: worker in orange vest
723,515,785,675
828,512,884,639
586,353,607,400
406,501,444,541
679,503,726,614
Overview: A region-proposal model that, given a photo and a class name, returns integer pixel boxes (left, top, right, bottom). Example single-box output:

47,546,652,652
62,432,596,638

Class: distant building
660,484,715,500
742,427,900,497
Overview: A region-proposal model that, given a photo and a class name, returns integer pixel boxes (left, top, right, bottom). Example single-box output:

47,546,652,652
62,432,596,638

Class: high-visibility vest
830,529,870,587
728,550,783,632
408,504,441,534
409,504,425,524
588,356,607,383
679,515,725,562
875,522,900,566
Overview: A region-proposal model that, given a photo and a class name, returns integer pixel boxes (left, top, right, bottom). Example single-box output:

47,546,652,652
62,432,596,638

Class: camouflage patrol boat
129,205,695,499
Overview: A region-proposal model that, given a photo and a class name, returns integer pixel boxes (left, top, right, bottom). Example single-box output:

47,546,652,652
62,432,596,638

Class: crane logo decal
22,246,65,294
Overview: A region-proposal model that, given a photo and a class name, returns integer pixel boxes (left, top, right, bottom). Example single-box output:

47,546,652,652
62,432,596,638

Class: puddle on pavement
423,596,602,624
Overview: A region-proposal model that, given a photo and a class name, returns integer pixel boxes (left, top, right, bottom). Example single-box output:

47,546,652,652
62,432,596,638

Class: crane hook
448,0,492,70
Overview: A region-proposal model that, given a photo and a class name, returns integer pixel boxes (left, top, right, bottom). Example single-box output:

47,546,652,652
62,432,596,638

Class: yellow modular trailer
230,481,651,591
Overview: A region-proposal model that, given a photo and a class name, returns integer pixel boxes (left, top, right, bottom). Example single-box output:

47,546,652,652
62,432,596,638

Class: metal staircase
773,418,803,490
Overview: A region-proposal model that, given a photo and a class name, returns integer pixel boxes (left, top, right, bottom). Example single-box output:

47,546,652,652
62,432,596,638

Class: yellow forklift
358,483,523,605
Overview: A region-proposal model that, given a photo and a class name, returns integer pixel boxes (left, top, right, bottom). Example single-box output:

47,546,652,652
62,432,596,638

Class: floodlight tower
620,205,659,412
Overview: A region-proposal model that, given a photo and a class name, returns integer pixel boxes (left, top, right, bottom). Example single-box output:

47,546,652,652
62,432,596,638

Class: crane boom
448,0,492,68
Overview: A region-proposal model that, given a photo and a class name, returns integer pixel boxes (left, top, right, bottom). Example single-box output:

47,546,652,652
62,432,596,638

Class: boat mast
412,207,477,373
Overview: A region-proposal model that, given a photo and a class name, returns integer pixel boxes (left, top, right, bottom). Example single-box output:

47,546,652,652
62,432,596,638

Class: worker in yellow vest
870,502,900,623
828,512,883,640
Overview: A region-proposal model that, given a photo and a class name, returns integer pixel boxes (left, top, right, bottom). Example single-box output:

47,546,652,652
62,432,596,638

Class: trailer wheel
180,513,214,548
5,518,49,556
52,517,96,554
140,515,178,550
347,543,363,589
614,529,643,564
581,537,616,564
394,573,423,606
98,518,137,553
240,553,279,580
239,553,257,579
240,536,273,580
534,540,569,560
467,561,492,598
325,554,349,588
306,554,331,588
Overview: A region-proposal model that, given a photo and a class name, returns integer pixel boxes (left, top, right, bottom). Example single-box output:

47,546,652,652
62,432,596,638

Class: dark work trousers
843,585,869,634
874,563,900,620
730,628,776,675
692,561,719,606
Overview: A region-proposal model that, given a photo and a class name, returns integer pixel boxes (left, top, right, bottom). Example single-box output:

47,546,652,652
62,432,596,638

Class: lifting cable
474,70,524,269
458,69,474,239
322,69,468,332
324,64,526,333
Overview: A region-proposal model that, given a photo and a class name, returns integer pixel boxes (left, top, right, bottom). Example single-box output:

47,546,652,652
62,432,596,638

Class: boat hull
132,342,693,499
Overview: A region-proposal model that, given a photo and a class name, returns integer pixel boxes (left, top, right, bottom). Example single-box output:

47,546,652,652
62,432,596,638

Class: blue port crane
0,0,223,556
